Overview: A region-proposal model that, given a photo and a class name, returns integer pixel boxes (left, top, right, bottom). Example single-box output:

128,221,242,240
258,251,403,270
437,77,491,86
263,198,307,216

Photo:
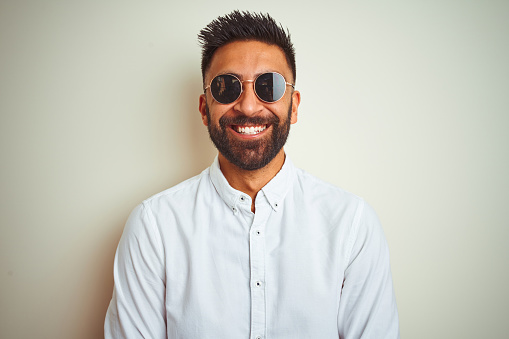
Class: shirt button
255,281,262,287
240,196,246,202
255,336,262,339
255,230,261,236
232,207,237,213
274,202,278,208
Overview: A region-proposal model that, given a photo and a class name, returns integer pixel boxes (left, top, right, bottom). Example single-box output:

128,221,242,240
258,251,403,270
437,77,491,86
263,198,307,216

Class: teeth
235,125,267,135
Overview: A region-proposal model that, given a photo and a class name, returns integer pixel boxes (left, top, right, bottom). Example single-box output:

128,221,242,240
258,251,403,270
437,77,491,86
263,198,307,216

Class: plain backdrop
1,1,508,338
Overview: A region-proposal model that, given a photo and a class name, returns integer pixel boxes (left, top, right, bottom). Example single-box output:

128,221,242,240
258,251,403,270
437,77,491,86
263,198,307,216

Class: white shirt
105,156,399,339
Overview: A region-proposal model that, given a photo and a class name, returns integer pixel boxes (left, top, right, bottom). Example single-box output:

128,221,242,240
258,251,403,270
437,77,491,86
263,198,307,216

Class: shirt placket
249,203,270,339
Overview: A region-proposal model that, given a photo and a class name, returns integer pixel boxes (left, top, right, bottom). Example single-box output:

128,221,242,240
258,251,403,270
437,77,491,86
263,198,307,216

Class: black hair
198,11,296,84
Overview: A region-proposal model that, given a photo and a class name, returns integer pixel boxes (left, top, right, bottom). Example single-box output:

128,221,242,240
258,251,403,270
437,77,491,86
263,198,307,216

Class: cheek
209,103,235,121
275,98,292,117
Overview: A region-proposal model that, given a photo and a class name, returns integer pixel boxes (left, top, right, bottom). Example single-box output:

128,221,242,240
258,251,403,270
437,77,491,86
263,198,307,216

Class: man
105,11,399,339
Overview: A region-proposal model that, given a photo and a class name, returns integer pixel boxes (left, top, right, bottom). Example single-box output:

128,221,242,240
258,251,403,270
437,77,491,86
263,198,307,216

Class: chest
160,204,348,338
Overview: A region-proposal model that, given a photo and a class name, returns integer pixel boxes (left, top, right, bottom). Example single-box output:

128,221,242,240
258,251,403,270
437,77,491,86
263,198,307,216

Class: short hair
198,11,296,84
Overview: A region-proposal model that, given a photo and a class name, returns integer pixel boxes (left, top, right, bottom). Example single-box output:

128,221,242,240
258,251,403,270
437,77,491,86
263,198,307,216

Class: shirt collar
209,154,296,213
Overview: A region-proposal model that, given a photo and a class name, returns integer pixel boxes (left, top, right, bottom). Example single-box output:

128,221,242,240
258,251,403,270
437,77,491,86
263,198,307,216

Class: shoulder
142,167,211,207
290,167,384,230
123,168,212,231
292,167,364,207
291,167,386,249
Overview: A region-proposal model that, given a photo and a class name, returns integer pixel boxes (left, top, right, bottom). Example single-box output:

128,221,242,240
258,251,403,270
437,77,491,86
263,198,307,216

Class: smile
232,124,268,135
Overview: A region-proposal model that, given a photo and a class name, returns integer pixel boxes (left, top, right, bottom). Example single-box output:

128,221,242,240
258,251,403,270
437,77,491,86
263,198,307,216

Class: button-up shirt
105,156,399,338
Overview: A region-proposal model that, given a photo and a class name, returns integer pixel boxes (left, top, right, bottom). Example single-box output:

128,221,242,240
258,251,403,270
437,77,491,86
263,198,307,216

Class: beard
206,101,292,171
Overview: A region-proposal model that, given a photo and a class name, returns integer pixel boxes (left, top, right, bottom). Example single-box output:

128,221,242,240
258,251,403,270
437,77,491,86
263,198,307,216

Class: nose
233,81,264,115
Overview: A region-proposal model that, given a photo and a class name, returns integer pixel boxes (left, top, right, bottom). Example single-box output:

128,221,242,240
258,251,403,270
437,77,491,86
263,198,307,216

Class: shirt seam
344,198,365,267
141,201,166,277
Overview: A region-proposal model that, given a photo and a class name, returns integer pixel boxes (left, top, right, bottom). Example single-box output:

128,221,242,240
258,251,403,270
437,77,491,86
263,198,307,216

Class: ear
290,90,300,124
199,94,208,126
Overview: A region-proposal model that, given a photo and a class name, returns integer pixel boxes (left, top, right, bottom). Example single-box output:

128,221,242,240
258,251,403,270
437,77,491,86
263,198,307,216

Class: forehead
206,40,291,82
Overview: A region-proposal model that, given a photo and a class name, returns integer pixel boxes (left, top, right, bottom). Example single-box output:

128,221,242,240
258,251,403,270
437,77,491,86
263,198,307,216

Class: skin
199,40,301,212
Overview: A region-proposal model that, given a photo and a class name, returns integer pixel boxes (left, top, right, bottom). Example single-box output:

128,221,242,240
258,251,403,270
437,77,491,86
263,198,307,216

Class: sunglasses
204,72,295,104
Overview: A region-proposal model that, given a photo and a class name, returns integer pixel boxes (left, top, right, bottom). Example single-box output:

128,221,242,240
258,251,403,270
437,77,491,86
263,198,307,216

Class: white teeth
235,125,267,135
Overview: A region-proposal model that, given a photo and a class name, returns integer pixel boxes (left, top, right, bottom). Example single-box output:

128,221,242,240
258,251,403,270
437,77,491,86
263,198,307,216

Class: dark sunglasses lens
210,75,241,104
255,73,287,102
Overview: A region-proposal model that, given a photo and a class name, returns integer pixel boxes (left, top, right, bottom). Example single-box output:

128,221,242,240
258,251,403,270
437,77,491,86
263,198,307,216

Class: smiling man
105,11,399,339
199,39,299,213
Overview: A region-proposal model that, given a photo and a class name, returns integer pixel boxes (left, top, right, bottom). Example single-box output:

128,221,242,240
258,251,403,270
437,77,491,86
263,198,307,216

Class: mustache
219,114,280,128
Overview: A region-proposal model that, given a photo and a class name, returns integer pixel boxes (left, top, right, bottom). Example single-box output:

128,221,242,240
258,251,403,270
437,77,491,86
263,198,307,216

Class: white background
1,1,508,338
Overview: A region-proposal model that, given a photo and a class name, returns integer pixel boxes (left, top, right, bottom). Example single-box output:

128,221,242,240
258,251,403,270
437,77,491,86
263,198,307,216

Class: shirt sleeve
105,202,167,339
337,200,400,339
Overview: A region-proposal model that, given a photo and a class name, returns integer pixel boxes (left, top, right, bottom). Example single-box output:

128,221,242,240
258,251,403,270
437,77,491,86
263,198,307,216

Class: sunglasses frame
204,72,295,104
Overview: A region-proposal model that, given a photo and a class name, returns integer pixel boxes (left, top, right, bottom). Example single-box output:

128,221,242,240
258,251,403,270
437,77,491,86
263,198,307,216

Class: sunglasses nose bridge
234,79,264,113
237,79,257,100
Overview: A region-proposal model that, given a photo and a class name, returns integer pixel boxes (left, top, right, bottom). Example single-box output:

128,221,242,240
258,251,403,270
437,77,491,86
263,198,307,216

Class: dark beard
206,101,292,171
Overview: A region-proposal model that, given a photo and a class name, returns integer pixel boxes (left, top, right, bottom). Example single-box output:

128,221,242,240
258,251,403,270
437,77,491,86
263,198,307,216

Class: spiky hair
198,11,296,83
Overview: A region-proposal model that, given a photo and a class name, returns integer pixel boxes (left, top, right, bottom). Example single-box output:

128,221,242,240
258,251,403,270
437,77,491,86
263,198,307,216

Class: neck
218,150,285,212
